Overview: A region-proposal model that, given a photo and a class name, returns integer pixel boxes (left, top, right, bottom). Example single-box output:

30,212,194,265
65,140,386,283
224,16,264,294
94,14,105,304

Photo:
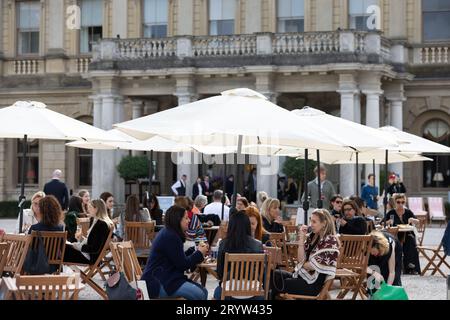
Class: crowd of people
8,165,436,301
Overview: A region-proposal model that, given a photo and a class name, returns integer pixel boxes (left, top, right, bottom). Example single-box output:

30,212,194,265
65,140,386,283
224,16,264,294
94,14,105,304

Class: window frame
348,0,380,31
16,0,41,56
142,0,168,38
208,0,236,36
79,0,103,54
16,138,39,187
276,0,305,33
422,0,450,43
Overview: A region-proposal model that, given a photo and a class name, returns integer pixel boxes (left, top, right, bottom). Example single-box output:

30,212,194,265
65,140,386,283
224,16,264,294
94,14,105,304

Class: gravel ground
1,219,448,300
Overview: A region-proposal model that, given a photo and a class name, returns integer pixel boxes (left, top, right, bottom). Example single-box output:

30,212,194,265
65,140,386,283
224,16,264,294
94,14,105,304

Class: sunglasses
396,201,405,204
343,207,353,212
334,200,343,204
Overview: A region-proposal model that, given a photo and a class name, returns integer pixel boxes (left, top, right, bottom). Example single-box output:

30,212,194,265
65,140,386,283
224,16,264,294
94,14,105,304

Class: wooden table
203,226,219,244
190,261,219,287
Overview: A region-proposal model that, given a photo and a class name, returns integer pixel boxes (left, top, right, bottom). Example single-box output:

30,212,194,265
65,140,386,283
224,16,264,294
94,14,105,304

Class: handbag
105,246,143,300
23,231,51,275
371,282,409,300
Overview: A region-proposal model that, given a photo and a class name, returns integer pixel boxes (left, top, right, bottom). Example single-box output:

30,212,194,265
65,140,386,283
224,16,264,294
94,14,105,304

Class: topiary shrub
117,155,149,181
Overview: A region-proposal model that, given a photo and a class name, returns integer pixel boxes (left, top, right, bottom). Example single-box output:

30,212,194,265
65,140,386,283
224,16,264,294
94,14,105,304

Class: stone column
389,99,405,178
175,77,198,197
130,99,143,156
364,90,383,189
46,0,66,72
92,93,126,203
337,73,358,197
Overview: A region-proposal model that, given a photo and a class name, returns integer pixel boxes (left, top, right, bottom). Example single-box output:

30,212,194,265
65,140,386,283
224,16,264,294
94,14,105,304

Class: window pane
78,150,92,186
211,19,234,35
81,0,103,27
150,25,167,38
209,0,235,20
423,0,450,12
278,19,304,32
278,0,304,18
209,20,219,35
349,0,379,15
349,15,369,30
17,139,39,185
209,0,222,20
144,0,168,24
18,2,40,29
80,26,102,53
423,12,450,41
30,32,39,53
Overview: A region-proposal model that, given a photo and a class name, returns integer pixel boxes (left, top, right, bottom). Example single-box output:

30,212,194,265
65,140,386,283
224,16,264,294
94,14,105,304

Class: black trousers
63,245,91,264
270,270,326,299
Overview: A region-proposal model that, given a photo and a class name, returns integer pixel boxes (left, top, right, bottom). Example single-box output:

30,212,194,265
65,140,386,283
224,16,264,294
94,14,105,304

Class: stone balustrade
414,45,450,64
76,57,92,73
13,59,40,75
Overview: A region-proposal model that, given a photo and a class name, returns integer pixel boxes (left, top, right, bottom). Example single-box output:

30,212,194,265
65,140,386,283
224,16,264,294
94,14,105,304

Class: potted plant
117,156,149,182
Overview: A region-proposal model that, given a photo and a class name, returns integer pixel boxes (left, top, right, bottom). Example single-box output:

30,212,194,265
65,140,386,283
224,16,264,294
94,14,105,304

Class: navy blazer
141,227,204,298
43,179,69,210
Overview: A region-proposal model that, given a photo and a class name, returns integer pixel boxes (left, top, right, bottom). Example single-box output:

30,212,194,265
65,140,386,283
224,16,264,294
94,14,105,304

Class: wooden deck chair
124,221,155,260
418,223,450,278
9,274,82,300
266,232,292,271
428,197,446,225
109,241,142,282
220,253,272,300
334,235,373,300
64,228,113,300
76,218,91,237
0,243,11,275
278,278,335,300
1,234,31,276
30,231,67,274
407,197,428,217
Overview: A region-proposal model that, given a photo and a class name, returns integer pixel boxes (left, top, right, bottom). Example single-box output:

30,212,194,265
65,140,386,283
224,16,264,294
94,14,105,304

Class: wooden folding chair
418,223,450,278
266,232,292,271
8,274,83,300
30,231,67,274
110,241,142,282
416,216,427,247
220,253,271,300
124,221,155,262
278,278,335,300
76,218,91,237
334,235,373,300
263,245,282,271
0,242,11,275
64,228,113,300
1,234,31,276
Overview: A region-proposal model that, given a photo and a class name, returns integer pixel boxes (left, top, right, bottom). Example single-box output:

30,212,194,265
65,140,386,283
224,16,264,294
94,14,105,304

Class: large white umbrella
0,101,128,233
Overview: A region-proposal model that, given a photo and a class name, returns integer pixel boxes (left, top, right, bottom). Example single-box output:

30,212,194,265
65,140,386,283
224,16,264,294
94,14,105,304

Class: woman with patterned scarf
270,209,340,298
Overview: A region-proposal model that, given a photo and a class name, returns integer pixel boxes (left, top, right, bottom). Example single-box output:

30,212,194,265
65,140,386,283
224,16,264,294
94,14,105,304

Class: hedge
0,200,31,218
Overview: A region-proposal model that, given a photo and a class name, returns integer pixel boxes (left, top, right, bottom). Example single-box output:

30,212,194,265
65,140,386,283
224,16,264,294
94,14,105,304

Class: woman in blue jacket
141,205,209,300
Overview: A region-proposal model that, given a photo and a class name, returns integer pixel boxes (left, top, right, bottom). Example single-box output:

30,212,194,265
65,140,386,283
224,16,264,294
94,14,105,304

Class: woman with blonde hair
270,209,340,299
16,191,45,234
260,198,284,233
64,199,113,264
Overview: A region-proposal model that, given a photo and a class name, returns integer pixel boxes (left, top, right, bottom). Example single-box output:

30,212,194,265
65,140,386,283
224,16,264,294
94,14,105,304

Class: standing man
171,174,187,196
192,177,203,200
43,169,69,210
361,174,379,210
301,165,336,209
201,175,213,202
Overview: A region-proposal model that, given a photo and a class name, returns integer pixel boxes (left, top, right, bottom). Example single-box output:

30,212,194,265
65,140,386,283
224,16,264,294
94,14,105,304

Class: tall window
80,0,103,53
209,0,235,35
17,139,39,185
423,0,450,42
349,0,379,31
277,0,304,32
422,120,450,188
76,117,93,186
17,1,40,55
143,0,168,38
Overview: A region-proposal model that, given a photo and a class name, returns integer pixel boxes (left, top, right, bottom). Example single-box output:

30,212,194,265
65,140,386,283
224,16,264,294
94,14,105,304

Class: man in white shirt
171,174,187,196
203,190,230,221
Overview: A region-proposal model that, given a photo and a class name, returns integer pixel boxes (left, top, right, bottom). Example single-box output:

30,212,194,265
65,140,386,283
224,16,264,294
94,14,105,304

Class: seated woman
63,199,113,265
186,195,208,245
384,193,420,274
16,191,45,234
270,209,339,299
367,230,403,293
214,211,264,300
117,194,151,239
260,198,284,234
141,205,209,300
337,199,368,235
143,192,163,231
64,196,84,242
244,206,264,242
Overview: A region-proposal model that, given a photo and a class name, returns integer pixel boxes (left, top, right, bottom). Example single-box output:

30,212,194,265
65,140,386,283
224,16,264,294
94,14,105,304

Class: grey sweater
301,179,336,210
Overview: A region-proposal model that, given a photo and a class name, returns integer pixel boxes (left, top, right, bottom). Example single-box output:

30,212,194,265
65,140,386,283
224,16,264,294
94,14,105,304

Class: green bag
371,282,409,300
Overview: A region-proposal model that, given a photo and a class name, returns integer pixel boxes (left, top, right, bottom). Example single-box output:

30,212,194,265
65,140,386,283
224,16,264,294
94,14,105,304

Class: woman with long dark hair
65,196,84,242
213,211,264,300
143,192,163,226
141,205,209,300
117,194,150,239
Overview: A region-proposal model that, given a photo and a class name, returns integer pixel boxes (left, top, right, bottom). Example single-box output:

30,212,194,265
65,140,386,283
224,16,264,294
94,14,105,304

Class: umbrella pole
373,159,376,195
232,135,243,211
303,149,309,225
222,161,227,220
383,150,389,217
316,150,322,209
356,152,359,197
148,150,153,195
18,134,28,234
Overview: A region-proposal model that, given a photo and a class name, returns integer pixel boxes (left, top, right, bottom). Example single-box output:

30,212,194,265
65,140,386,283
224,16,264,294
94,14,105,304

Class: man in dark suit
201,175,213,203
43,169,69,210
192,177,204,200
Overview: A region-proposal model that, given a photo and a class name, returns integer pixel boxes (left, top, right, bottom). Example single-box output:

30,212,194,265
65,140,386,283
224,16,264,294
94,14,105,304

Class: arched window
422,119,450,188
